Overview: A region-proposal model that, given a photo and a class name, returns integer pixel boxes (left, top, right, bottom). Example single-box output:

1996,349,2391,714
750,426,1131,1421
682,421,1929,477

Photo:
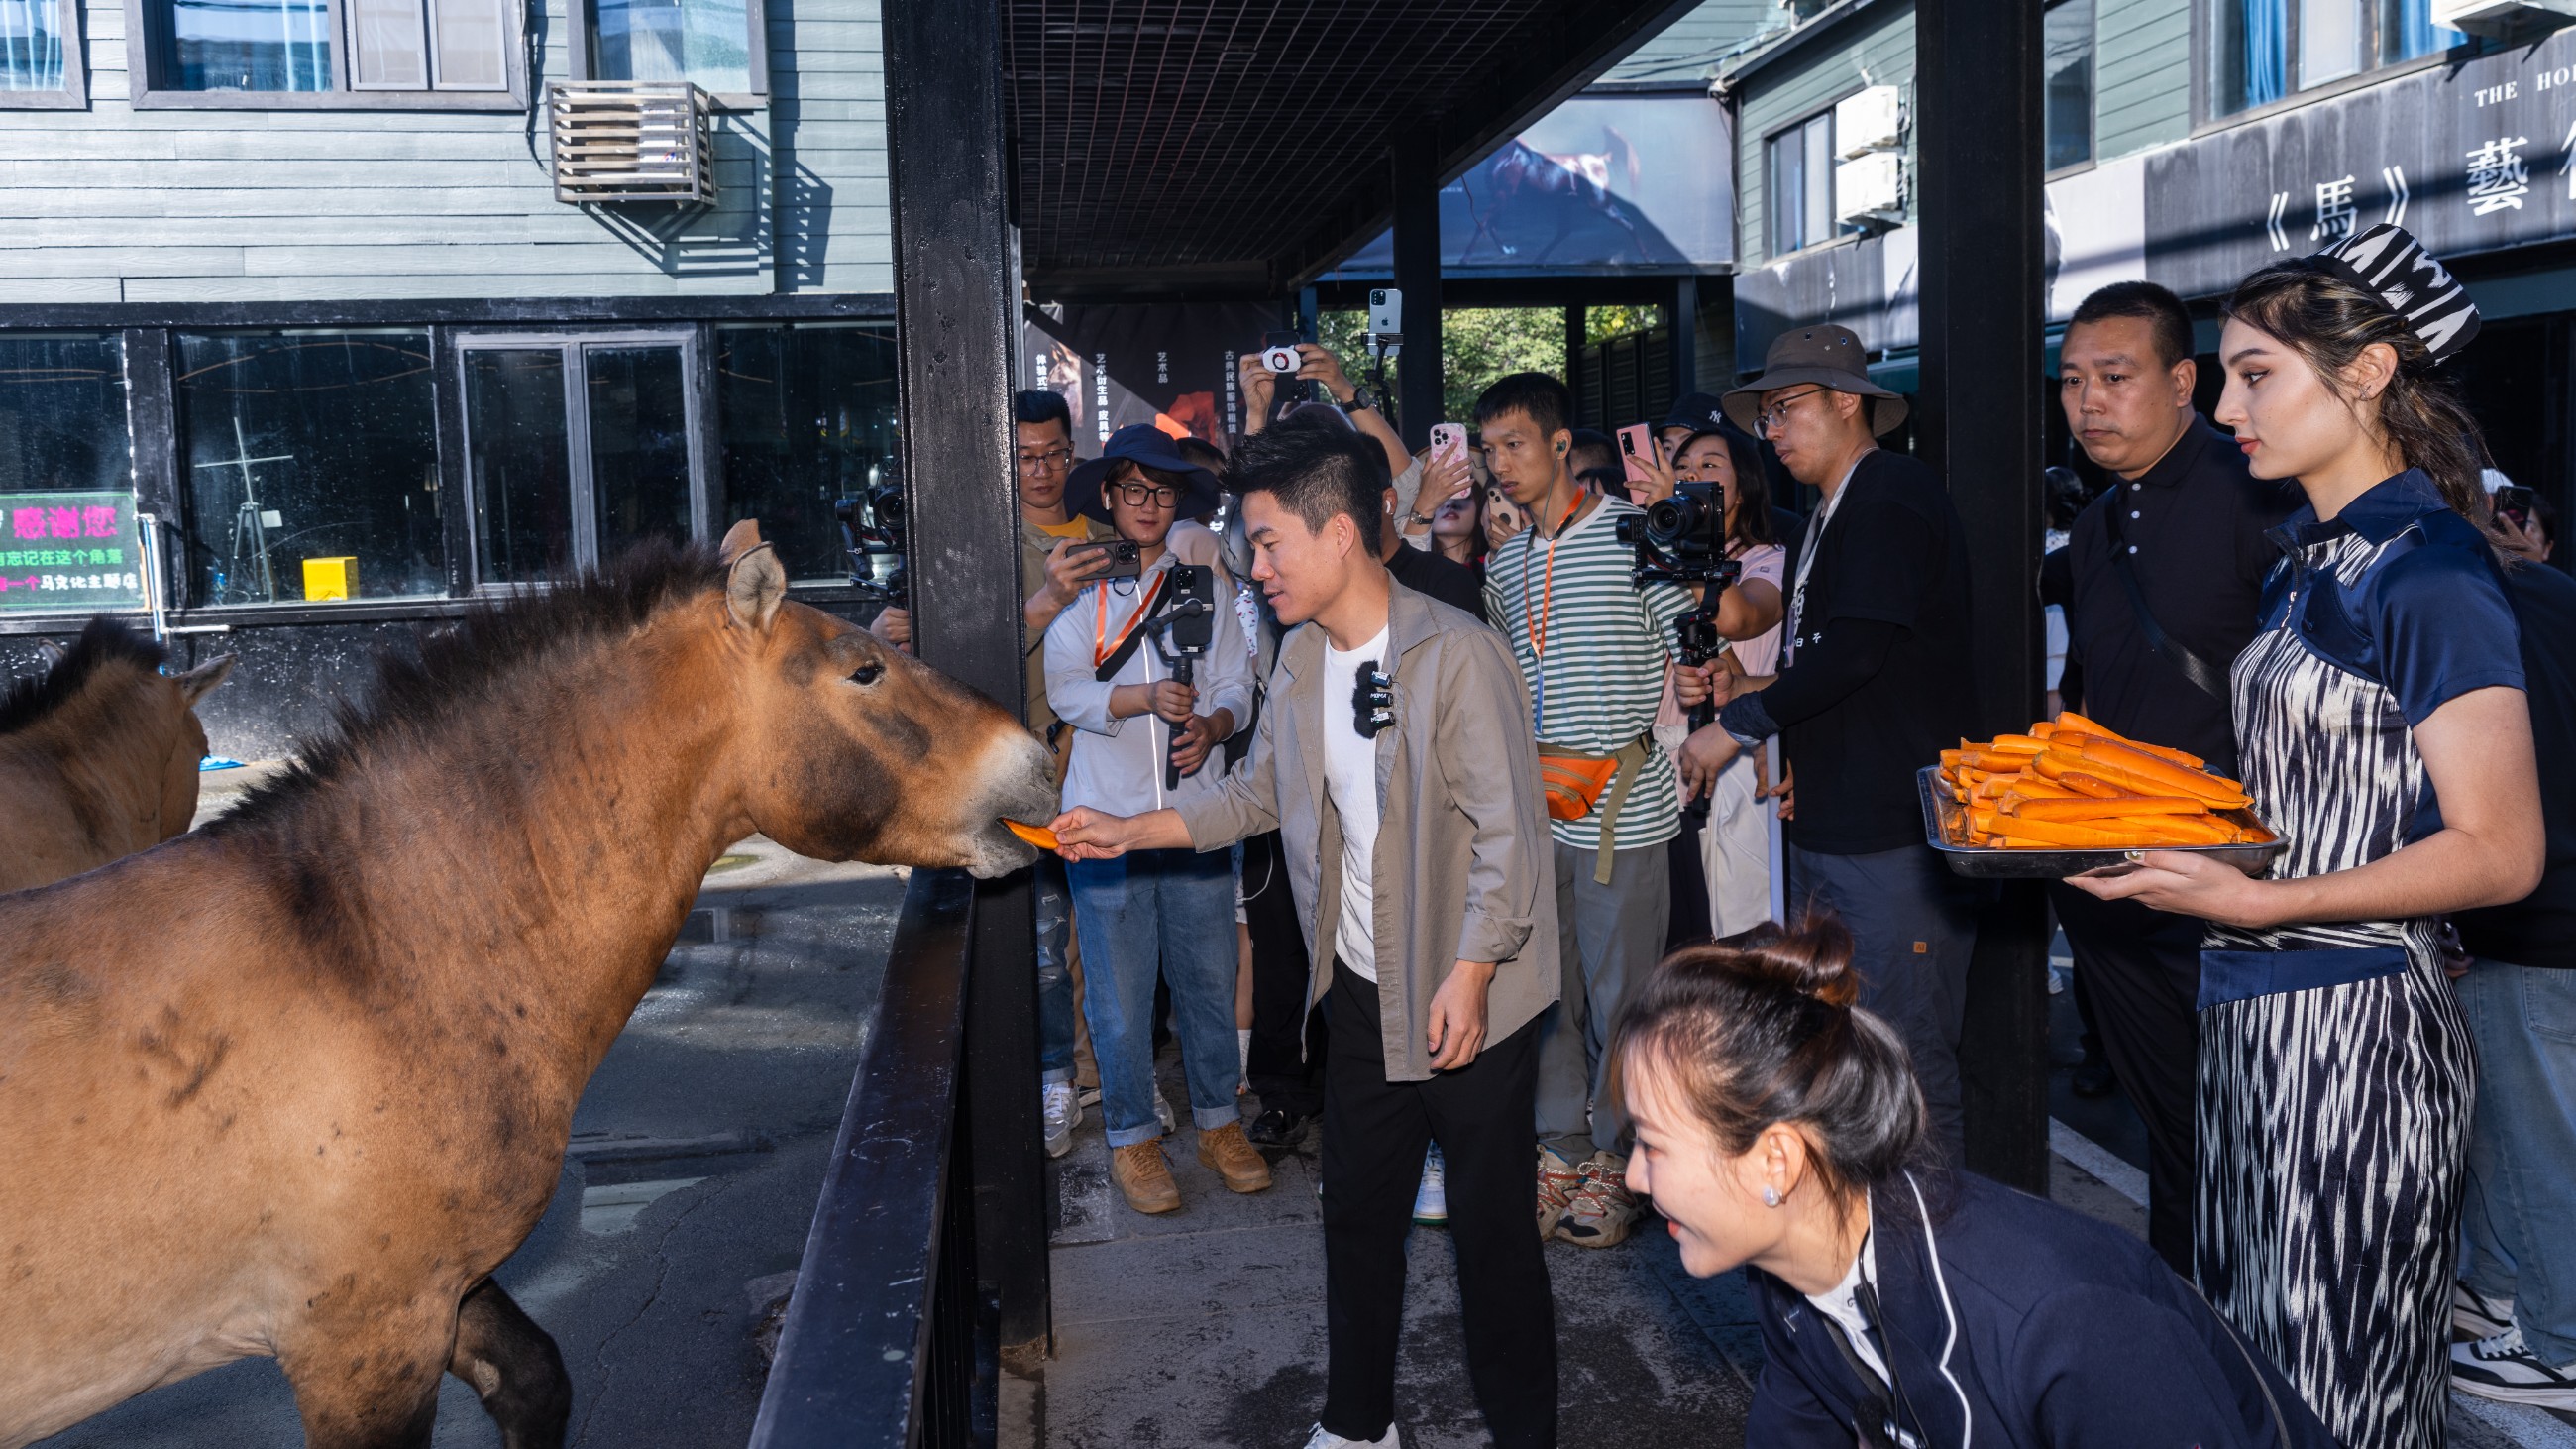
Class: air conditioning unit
2432,0,2576,32
1836,84,1903,158
547,80,714,205
1836,151,1904,224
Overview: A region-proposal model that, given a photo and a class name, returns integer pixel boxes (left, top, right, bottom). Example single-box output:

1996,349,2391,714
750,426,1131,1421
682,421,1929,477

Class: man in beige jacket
1051,421,1561,1449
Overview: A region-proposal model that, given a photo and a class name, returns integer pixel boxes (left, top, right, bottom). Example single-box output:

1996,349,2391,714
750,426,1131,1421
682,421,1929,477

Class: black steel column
1914,0,2050,1193
1390,127,1444,449
881,0,1051,1353
1670,275,1698,399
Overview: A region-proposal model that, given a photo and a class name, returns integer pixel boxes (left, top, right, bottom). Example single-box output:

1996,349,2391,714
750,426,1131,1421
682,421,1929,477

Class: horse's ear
174,653,235,706
718,517,766,565
725,540,788,635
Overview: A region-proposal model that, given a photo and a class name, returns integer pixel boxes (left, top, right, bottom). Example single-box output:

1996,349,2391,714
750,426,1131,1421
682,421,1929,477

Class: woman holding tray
2066,223,2542,1449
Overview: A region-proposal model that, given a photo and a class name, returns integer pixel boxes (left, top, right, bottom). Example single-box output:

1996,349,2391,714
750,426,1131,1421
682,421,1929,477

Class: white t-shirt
1320,624,1389,983
1806,1230,1888,1385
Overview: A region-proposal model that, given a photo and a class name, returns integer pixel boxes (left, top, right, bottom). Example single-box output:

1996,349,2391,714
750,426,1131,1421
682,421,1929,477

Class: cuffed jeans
1070,847,1242,1148
2457,956,2576,1365
1036,853,1077,1085
1535,840,1669,1157
1790,842,1980,1161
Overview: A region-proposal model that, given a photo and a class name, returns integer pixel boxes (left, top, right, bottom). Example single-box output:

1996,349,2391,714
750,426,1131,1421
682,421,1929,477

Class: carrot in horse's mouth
1003,820,1059,850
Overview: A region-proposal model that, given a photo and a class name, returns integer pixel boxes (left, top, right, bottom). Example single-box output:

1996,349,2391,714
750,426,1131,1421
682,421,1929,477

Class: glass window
2045,0,2095,172
345,0,505,89
2209,0,2461,116
460,336,704,585
175,331,445,605
463,348,572,586
2379,0,2460,64
1,0,70,91
589,0,749,91
148,0,511,94
162,0,333,91
1768,112,1839,257
585,345,695,556
0,334,130,495
715,324,898,584
2299,0,2362,87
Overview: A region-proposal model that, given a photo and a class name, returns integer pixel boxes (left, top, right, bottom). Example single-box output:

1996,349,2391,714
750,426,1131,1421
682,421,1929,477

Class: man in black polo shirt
1708,324,1980,1159
2052,280,2293,1274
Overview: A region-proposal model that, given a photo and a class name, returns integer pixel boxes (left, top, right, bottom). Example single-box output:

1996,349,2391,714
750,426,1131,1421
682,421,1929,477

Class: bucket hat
1720,324,1908,436
1072,423,1224,523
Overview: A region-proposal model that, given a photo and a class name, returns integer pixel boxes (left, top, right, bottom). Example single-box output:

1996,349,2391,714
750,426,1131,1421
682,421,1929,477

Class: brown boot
1112,1140,1181,1214
1195,1121,1274,1194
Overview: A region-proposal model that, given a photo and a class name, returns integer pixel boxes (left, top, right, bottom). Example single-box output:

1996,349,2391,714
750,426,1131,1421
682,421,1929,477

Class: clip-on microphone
1352,660,1394,739
1146,564,1218,789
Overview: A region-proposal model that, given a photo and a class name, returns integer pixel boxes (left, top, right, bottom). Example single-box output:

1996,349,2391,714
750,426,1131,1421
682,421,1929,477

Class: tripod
193,416,290,604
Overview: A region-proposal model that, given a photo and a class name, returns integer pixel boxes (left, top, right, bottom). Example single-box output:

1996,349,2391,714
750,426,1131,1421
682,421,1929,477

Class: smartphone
1067,538,1143,581
1368,287,1402,337
2497,484,2536,531
1428,422,1466,466
1617,422,1657,486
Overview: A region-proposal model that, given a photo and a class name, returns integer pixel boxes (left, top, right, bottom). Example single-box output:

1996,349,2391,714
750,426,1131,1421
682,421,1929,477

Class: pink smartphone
1617,423,1656,485
1428,422,1466,467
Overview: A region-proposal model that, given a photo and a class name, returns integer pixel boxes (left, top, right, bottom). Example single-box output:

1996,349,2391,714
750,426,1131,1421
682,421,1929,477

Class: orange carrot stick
2005,796,2208,822
2057,772,2132,800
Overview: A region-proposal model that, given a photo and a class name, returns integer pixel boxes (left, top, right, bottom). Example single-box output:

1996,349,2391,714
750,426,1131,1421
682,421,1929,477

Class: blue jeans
1036,854,1076,1085
2457,956,2576,1364
1070,847,1242,1148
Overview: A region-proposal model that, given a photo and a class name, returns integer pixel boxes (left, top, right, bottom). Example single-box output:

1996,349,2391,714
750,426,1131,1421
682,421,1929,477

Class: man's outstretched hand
1048,806,1134,861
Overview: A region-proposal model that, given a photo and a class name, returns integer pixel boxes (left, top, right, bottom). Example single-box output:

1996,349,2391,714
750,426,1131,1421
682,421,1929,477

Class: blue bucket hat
1071,423,1224,523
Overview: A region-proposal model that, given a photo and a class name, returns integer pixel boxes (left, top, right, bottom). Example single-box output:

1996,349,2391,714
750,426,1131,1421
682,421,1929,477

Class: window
2208,0,2461,117
572,0,765,97
128,0,521,105
1,0,87,105
2046,0,2095,172
174,330,446,605
0,334,129,495
716,323,899,584
1767,111,1837,258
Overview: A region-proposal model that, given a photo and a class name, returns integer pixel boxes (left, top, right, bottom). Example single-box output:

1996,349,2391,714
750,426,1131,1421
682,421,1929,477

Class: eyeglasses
1017,447,1073,475
1753,386,1830,439
1112,481,1183,507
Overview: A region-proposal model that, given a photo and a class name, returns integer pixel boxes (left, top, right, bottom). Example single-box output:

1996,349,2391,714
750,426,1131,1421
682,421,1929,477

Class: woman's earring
1763,1185,1781,1208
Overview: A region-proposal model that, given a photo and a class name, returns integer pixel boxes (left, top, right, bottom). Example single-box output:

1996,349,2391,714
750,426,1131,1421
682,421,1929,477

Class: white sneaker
1301,1422,1398,1449
2452,1325,2576,1408
2454,1281,2515,1338
1155,1088,1175,1135
1413,1145,1448,1227
1042,1080,1079,1159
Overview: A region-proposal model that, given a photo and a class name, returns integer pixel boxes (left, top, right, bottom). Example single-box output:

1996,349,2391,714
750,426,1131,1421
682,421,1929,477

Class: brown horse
0,522,1055,1448
0,617,233,894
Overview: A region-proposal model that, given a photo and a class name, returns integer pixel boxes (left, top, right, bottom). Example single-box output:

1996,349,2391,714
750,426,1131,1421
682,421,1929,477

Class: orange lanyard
1093,570,1169,670
1522,493,1586,663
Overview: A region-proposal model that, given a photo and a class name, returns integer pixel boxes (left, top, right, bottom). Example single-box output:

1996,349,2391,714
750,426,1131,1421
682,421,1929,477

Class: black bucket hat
1720,324,1908,436
1072,423,1224,523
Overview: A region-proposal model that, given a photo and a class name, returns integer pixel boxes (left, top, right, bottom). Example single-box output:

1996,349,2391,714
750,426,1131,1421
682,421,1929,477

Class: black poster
1021,302,1286,454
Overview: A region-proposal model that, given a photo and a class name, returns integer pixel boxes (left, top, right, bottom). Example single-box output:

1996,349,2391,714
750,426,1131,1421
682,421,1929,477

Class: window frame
2192,0,2470,132
2043,0,2096,178
565,0,768,109
1763,100,1857,262
122,0,529,110
0,0,90,110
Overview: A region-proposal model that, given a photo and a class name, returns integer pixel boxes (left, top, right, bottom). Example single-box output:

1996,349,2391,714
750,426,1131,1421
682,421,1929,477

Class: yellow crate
302,556,358,602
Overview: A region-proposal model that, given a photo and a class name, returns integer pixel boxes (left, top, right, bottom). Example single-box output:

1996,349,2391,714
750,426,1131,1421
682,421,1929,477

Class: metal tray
1917,766,2289,880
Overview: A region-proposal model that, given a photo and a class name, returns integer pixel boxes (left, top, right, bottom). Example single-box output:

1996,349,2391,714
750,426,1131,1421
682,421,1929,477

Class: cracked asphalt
34,832,906,1449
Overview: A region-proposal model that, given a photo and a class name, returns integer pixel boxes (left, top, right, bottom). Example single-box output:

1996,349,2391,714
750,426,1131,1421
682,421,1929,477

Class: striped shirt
1485,495,1692,851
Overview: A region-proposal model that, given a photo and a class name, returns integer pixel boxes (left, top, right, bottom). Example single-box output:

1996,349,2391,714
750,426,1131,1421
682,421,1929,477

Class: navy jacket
1748,1172,2335,1448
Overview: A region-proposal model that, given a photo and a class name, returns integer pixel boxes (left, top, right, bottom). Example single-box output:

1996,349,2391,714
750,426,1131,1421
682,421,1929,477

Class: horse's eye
850,662,885,686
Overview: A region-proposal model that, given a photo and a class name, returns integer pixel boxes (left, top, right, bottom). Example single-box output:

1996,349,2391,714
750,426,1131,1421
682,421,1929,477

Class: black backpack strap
2104,494,2232,703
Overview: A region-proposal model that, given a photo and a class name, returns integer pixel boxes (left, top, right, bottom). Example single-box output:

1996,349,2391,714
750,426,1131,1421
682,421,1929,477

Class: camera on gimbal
836,461,909,603
1616,481,1742,734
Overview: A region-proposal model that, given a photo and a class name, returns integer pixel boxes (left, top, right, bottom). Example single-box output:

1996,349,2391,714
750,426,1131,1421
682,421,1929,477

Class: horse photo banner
0,490,146,614
1022,302,1284,450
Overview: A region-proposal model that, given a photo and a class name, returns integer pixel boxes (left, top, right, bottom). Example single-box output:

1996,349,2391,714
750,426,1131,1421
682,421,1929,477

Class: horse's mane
0,616,167,737
205,540,729,836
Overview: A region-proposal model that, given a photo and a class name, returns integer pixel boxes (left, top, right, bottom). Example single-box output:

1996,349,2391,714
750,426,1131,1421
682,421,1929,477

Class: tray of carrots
1920,713,2284,879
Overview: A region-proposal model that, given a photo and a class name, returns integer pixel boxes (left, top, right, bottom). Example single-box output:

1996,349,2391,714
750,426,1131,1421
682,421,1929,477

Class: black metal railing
748,867,991,1449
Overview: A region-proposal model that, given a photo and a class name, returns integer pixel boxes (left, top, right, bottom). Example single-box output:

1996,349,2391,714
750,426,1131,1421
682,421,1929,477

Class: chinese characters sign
0,491,146,613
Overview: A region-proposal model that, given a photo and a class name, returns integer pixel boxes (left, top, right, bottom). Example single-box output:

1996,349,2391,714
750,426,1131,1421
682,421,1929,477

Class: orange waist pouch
1538,752,1621,822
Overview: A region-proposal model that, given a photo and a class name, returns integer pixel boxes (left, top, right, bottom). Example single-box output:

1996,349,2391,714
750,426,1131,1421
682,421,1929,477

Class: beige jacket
1176,584,1559,1081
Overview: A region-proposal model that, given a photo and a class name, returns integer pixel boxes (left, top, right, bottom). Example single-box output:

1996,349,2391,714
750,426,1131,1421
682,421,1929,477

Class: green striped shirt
1484,495,1692,851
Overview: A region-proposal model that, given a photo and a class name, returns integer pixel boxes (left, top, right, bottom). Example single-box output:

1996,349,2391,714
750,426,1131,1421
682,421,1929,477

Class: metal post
1914,0,2050,1193
881,0,1051,1354
1670,275,1698,400
1390,127,1444,449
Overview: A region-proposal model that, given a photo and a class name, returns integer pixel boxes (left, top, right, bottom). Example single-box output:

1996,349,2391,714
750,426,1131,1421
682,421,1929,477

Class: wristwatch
1337,386,1377,415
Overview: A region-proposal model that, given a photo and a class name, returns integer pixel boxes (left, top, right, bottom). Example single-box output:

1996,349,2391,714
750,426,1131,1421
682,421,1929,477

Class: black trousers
1244,830,1326,1117
2048,882,2203,1275
1321,963,1556,1447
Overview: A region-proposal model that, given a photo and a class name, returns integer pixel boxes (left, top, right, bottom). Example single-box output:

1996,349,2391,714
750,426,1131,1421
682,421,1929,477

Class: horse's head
710,521,1055,878
154,655,232,838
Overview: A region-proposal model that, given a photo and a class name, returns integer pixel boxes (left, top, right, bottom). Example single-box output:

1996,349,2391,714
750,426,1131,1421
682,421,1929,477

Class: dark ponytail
1610,915,1925,1208
2222,260,2491,526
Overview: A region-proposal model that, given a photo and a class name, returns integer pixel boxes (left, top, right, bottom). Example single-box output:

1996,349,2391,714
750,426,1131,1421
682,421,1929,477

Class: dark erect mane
206,539,729,836
0,615,167,737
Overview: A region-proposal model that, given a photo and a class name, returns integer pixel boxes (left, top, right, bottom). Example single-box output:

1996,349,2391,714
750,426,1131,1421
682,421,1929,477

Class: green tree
1315,306,1577,429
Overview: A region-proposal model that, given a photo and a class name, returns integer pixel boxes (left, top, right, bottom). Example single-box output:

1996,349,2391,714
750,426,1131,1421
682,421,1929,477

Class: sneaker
1301,1422,1398,1449
1155,1088,1175,1135
1111,1140,1181,1214
1196,1121,1274,1194
1041,1080,1080,1160
1536,1145,1586,1238
1558,1153,1640,1249
1237,1027,1252,1095
1413,1145,1448,1227
2452,1326,2576,1408
2455,1282,2516,1339
1247,1108,1312,1147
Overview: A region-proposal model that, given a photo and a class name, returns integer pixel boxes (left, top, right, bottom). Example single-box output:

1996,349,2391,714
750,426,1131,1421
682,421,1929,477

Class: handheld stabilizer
1146,564,1219,789
1352,660,1394,739
1616,480,1743,737
836,456,910,605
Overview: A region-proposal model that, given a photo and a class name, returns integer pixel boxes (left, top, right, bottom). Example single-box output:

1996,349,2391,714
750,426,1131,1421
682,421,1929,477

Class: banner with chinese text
1,491,147,614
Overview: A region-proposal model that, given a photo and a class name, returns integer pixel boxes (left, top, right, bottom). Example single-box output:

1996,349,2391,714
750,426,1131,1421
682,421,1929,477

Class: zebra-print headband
2309,222,2481,364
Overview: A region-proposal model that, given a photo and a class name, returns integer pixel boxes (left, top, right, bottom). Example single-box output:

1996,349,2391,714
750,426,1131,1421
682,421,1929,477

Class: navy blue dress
2200,469,2525,1449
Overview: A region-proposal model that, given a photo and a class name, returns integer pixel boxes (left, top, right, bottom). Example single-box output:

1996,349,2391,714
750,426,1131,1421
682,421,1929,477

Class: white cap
2482,467,2515,495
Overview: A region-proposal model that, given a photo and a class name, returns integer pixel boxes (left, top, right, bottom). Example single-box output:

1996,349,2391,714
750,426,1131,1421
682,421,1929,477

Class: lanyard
1784,452,1869,665
1093,568,1170,670
1519,493,1586,729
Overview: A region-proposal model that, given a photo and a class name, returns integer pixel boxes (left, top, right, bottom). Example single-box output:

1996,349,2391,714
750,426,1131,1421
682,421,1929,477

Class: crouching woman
1613,919,2335,1448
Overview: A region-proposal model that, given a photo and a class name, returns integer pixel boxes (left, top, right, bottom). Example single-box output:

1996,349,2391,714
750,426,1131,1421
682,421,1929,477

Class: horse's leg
277,1315,450,1449
449,1278,572,1449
